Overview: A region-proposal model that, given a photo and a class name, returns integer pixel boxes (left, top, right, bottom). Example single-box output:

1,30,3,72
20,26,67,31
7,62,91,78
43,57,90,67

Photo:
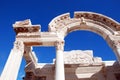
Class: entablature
16,32,62,46
13,19,41,34
13,19,63,46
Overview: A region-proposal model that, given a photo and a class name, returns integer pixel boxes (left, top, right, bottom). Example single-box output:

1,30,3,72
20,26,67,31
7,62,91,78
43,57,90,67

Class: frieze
13,19,40,34
64,50,102,65
49,12,120,33
74,12,119,31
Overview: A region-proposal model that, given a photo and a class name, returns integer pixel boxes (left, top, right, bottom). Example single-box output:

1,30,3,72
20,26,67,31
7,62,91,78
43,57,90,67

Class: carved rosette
13,40,24,52
55,41,64,51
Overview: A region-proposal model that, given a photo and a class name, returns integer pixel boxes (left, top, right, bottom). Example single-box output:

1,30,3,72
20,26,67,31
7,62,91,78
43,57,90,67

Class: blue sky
0,0,120,80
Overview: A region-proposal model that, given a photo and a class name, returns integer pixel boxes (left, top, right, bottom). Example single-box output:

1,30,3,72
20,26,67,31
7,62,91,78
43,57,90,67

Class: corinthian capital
13,40,24,52
55,41,64,51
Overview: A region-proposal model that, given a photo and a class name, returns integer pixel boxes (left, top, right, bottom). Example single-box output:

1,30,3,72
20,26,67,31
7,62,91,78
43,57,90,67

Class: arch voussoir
49,11,120,64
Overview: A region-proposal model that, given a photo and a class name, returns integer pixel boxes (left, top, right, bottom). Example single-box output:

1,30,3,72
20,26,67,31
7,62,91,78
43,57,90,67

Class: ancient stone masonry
13,19,40,34
0,41,24,80
63,50,102,65
1,11,120,80
55,41,64,51
14,40,24,52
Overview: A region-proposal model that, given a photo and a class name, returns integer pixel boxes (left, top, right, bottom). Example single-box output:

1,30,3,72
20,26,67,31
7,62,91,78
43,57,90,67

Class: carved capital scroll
55,41,64,51
13,40,24,52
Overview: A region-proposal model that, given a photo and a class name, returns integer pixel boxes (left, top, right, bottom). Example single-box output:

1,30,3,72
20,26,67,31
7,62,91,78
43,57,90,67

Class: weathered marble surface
64,50,102,65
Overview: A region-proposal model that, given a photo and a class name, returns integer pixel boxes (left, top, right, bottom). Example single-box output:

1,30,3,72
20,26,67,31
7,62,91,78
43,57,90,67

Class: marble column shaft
55,41,65,80
0,41,24,80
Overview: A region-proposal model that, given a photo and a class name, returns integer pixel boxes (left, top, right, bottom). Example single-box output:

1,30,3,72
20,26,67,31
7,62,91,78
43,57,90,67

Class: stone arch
49,11,120,63
49,11,119,38
1,11,120,80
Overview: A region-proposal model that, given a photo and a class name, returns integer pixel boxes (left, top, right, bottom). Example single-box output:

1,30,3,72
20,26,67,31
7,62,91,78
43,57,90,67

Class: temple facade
1,11,120,80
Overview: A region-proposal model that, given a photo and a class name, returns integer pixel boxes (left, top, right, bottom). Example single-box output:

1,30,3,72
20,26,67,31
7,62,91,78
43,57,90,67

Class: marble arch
1,11,120,80
49,11,120,38
49,11,120,61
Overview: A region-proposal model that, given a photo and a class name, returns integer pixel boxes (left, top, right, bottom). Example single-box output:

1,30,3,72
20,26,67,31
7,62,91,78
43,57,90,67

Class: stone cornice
13,19,41,34
74,12,120,31
49,12,120,35
13,25,40,34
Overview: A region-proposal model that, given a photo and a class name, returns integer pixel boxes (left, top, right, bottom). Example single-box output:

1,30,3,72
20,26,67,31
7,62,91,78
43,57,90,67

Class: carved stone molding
13,40,24,52
113,40,120,49
13,19,40,34
74,12,120,31
63,50,102,65
49,12,120,38
80,17,86,25
14,19,32,26
55,41,64,51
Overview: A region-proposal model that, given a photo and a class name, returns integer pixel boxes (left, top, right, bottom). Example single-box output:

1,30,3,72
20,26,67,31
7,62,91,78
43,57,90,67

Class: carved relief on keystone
13,40,24,52
80,17,86,25
55,41,64,51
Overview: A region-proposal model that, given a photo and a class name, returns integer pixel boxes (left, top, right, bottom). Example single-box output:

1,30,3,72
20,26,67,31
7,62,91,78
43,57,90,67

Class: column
55,41,65,80
112,40,120,63
114,48,120,63
1,41,24,80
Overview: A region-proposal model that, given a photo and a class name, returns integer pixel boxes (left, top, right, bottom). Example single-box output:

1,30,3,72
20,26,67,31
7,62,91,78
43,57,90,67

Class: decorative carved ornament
13,19,40,34
55,41,64,51
13,40,24,52
64,50,102,65
113,40,120,48
49,12,120,35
